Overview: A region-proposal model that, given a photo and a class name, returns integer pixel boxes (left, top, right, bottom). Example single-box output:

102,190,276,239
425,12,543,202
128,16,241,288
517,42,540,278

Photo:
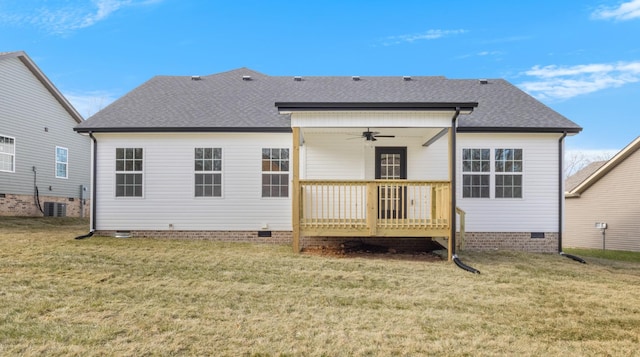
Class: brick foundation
0,193,89,218
460,232,558,253
90,230,559,253
96,230,293,245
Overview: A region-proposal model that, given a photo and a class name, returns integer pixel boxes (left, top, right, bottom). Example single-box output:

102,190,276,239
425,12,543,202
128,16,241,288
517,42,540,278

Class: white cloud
0,0,162,34
381,29,467,46
64,91,118,119
518,61,640,100
592,0,640,21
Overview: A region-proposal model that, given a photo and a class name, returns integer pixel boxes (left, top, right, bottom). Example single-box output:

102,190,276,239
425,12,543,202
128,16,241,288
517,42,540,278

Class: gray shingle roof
75,68,581,132
565,161,607,192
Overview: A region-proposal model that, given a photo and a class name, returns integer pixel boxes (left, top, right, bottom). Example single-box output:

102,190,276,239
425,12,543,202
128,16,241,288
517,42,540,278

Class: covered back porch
278,102,477,261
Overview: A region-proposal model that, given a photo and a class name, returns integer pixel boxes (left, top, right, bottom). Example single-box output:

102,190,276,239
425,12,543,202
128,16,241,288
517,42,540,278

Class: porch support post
449,108,461,262
292,127,301,253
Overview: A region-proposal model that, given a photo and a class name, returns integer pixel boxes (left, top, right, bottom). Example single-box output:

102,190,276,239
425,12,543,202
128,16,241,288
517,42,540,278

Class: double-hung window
115,148,143,197
0,135,15,172
55,146,68,179
262,148,289,198
462,148,490,198
462,147,524,199
194,148,222,197
495,149,523,198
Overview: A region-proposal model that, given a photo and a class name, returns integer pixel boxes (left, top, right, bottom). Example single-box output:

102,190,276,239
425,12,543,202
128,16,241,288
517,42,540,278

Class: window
462,148,490,198
262,148,289,198
495,149,523,198
0,135,15,172
115,148,143,197
55,146,68,178
462,148,524,199
194,148,222,197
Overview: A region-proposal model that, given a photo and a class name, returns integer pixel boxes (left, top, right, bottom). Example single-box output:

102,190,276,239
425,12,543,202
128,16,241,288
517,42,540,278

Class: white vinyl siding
94,133,292,231
55,146,68,178
457,133,561,233
0,135,15,172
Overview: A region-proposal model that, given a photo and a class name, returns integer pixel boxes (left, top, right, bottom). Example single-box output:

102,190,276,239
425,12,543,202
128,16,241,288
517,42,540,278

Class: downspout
75,132,97,240
450,107,460,256
451,108,481,274
557,131,567,253
557,131,586,263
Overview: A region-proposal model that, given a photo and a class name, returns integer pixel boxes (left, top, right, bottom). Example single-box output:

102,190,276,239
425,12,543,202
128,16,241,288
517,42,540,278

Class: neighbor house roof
1,51,84,123
565,160,607,193
566,136,640,197
75,67,582,133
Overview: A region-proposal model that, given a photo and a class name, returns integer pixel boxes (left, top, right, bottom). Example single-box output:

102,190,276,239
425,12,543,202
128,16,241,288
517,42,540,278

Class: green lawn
1,217,639,356
564,247,640,263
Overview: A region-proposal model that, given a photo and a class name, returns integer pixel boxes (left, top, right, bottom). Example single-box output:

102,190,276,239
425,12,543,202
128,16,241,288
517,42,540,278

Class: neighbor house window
262,148,289,197
462,148,490,198
0,135,15,172
115,148,143,197
55,146,68,179
495,149,523,198
194,148,222,197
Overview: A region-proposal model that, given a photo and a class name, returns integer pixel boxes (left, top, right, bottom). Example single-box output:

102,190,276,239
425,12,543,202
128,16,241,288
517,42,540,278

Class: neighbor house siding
0,55,90,209
565,149,640,252
457,133,562,233
94,132,292,231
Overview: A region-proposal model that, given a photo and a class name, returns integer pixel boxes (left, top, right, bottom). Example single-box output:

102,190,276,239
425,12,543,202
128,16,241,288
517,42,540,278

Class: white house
74,68,581,259
0,51,90,217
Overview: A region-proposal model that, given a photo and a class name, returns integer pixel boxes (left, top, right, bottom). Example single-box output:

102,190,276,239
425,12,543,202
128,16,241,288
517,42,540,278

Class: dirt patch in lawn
302,240,444,261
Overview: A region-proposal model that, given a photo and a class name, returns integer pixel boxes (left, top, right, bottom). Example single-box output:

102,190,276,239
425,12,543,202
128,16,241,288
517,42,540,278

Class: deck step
432,237,448,249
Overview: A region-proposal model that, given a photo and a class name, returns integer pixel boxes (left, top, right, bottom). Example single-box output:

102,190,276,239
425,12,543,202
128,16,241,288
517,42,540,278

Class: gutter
75,132,97,240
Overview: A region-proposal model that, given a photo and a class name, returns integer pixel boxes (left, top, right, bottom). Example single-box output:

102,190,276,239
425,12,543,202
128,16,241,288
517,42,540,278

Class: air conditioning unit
44,202,67,217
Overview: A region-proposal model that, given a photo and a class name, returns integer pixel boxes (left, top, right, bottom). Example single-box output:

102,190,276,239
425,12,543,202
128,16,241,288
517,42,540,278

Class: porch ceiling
300,127,444,143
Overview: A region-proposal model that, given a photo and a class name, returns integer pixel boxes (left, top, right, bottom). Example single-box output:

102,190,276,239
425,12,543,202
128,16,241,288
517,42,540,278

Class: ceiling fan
359,128,395,141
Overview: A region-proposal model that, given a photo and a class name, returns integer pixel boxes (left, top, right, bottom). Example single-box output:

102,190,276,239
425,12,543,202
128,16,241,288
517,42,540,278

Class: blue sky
2,0,640,156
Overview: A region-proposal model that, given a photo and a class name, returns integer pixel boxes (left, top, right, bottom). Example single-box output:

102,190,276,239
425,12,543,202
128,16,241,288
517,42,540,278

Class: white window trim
494,148,524,199
193,147,224,199
461,148,491,199
461,147,525,200
55,146,69,179
0,134,16,173
261,148,290,199
115,147,144,198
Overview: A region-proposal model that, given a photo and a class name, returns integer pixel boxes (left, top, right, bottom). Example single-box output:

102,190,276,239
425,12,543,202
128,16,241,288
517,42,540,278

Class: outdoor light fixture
595,222,608,251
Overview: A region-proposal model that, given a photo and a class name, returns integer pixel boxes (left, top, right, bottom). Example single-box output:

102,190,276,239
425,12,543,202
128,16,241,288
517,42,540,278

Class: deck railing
298,180,451,237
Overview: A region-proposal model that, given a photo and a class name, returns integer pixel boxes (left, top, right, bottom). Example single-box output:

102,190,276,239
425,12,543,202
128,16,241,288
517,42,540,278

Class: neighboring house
0,51,90,217
565,137,640,252
74,68,581,258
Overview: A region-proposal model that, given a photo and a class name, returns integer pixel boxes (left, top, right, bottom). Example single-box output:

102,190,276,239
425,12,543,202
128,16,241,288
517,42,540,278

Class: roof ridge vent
242,75,252,81
403,76,412,81
191,75,201,81
352,76,361,81
479,79,488,84
294,76,302,81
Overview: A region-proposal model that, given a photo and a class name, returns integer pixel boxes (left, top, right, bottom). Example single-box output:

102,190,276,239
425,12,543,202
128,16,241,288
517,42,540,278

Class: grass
564,247,640,263
1,217,640,356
